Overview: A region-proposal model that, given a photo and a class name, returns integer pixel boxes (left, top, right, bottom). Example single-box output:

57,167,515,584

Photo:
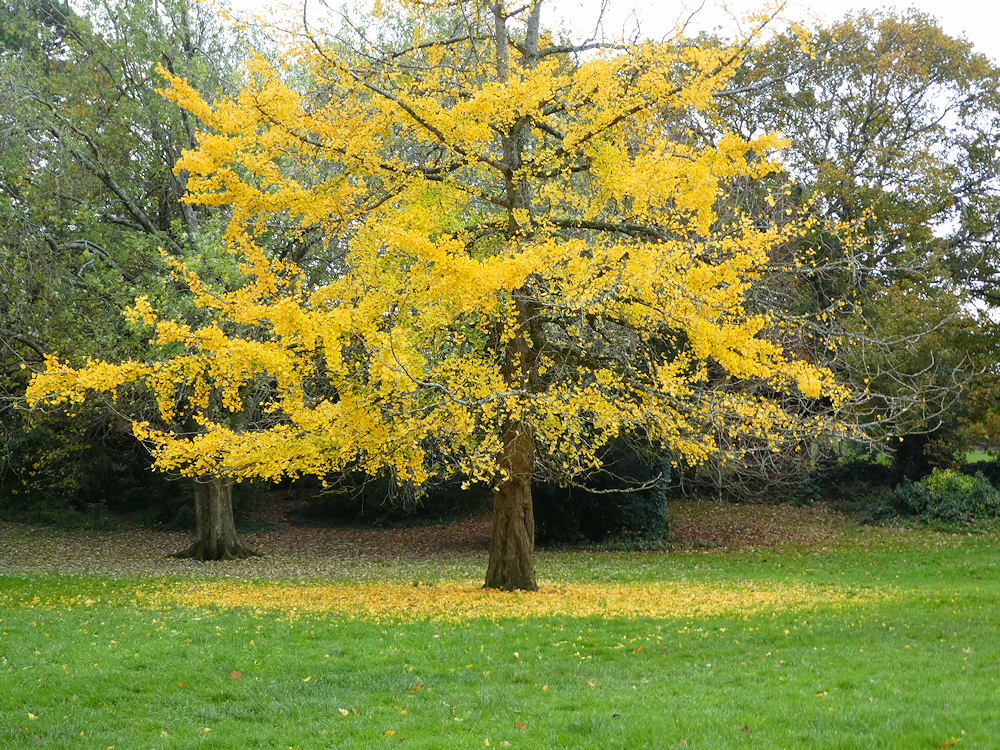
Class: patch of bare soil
0,491,496,577
250,513,493,558
0,498,855,577
250,496,855,556
669,499,857,549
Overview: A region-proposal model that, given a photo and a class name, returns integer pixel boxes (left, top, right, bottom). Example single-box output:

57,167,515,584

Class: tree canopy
26,0,850,588
714,9,1000,471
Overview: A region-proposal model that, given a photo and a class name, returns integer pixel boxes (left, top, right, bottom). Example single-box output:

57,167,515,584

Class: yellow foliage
26,0,849,487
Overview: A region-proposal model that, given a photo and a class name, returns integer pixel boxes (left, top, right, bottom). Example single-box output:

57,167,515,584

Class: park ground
1,500,998,748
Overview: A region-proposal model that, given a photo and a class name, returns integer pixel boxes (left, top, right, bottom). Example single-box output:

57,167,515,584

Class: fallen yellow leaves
142,579,891,622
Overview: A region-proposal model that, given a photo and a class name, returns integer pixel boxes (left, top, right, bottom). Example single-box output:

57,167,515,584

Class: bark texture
170,477,260,560
482,2,543,591
484,421,538,591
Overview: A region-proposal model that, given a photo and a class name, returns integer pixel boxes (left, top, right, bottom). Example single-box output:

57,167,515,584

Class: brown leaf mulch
0,499,858,578
669,500,859,550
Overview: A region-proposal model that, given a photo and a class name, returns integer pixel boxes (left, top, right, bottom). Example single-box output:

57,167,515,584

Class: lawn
1,503,998,749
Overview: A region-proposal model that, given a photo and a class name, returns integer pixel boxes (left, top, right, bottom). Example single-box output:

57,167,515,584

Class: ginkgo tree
27,0,848,588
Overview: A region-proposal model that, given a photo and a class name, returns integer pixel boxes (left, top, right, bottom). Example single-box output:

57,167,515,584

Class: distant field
965,450,996,463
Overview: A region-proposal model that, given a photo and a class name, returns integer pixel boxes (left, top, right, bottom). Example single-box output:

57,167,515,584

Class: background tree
0,0,256,529
29,0,848,588
709,8,1000,482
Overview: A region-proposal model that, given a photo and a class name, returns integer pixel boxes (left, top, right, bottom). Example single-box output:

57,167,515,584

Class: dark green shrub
860,481,927,524
863,468,1000,527
285,439,673,540
920,469,1000,525
533,447,672,545
817,452,897,518
0,407,263,531
960,459,1000,488
533,482,671,544
0,410,140,529
289,472,490,528
826,453,896,492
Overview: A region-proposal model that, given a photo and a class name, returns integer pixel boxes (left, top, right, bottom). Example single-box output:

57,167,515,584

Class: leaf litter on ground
0,500,869,579
0,501,906,620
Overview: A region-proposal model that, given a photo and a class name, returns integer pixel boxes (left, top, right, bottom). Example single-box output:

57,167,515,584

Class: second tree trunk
170,477,260,561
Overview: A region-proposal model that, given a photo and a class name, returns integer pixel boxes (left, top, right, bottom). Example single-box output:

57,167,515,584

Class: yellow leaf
27,713,37,720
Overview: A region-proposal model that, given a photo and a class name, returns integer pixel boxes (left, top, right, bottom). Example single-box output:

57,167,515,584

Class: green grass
2,532,1000,748
964,450,995,464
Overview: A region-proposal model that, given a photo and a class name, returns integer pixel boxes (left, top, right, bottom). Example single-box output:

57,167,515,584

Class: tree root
168,539,262,561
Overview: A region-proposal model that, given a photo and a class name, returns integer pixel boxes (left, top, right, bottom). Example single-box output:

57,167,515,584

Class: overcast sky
242,0,999,64
547,0,1000,62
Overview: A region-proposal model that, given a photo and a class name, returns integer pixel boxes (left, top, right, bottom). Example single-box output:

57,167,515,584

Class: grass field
1,504,999,748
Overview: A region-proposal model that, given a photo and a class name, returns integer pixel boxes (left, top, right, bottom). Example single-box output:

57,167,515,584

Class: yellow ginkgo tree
27,0,847,587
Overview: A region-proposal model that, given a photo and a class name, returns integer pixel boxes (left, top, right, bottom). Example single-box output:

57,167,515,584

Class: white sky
242,0,1000,64
549,0,1000,62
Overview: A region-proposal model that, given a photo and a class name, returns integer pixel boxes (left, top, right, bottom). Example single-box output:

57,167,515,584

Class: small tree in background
0,0,257,531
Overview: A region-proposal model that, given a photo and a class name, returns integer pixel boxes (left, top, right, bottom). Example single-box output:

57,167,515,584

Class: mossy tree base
169,539,261,561
168,476,261,562
484,421,538,591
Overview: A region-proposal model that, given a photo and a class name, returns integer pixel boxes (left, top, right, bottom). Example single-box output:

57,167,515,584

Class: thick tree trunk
170,477,260,561
485,421,538,591
483,3,542,592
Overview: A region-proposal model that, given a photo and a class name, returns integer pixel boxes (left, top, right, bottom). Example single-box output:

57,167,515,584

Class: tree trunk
170,477,260,560
482,3,542,592
485,420,538,591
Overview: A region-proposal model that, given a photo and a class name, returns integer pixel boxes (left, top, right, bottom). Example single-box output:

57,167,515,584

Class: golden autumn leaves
26,0,848,494
2,577,890,621
144,579,888,622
